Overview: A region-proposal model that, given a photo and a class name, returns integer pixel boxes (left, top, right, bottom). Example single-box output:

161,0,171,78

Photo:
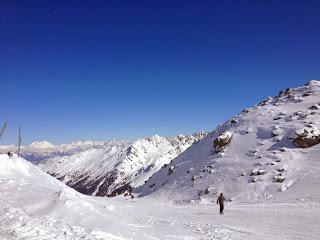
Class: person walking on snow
217,193,225,214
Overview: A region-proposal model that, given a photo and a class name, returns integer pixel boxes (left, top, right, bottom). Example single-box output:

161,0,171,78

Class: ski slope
1,154,319,240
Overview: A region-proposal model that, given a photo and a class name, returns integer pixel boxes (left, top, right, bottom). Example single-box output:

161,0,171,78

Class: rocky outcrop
308,105,320,110
250,169,266,176
279,88,294,97
213,131,233,152
274,176,285,183
293,128,320,148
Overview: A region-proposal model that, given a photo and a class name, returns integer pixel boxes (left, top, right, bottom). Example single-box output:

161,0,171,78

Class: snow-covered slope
1,154,320,240
138,80,320,203
37,133,206,196
0,154,186,240
0,154,104,239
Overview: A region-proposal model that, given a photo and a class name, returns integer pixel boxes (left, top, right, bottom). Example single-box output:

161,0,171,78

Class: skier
216,193,225,214
7,151,13,157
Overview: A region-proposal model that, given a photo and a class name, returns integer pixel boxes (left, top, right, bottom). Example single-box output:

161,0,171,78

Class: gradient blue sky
1,0,320,145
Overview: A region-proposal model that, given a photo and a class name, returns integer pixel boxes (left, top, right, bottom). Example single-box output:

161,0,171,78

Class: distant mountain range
1,133,207,196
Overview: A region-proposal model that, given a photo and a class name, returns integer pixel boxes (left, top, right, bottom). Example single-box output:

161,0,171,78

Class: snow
28,140,56,149
138,80,320,203
0,155,319,239
34,133,206,196
217,131,233,141
0,140,116,163
1,80,320,239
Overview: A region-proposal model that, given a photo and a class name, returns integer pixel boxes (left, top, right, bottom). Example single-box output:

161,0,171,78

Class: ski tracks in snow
182,222,241,240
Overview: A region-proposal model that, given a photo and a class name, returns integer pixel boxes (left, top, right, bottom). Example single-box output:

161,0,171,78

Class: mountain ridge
137,80,320,202
35,132,207,196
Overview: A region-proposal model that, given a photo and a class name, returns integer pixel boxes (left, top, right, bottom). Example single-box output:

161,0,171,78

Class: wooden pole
18,125,22,157
0,123,7,141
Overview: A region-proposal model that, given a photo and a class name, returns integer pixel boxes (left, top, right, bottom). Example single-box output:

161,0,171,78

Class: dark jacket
217,195,225,205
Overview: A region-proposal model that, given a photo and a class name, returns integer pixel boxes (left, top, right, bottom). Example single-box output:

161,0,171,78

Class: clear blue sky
1,0,319,145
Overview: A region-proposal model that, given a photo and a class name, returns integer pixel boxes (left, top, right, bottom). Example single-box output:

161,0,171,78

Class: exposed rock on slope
138,80,320,202
293,126,320,148
213,131,233,152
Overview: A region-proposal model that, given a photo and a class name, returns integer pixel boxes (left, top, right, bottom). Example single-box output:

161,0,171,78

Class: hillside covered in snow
1,153,320,240
138,80,320,203
34,133,206,196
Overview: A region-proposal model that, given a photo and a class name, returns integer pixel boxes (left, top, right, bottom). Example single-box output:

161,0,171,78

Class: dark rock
168,166,175,175
294,128,320,148
258,96,273,106
231,118,238,124
249,177,257,183
308,105,319,110
213,131,233,152
284,88,294,96
242,108,250,113
273,116,282,121
302,92,311,97
279,147,286,152
274,176,285,183
250,169,266,176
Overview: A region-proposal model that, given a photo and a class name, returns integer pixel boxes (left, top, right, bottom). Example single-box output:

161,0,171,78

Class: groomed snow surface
1,155,320,240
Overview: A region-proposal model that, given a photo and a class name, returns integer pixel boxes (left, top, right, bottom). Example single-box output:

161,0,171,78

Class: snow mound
0,154,33,178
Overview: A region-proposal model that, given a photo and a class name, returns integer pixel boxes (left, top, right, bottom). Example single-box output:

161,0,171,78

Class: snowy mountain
37,133,206,196
28,140,56,149
0,140,114,163
138,80,320,203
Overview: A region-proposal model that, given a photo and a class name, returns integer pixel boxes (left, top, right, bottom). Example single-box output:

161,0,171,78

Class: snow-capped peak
37,132,207,196
28,141,55,149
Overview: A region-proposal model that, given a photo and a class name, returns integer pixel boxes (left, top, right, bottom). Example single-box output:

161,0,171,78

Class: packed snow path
1,194,319,240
